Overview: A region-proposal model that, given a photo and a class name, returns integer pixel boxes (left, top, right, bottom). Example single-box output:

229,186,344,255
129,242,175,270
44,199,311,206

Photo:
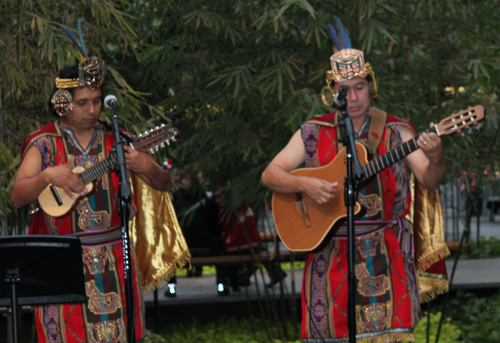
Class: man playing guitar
11,50,171,343
261,23,447,343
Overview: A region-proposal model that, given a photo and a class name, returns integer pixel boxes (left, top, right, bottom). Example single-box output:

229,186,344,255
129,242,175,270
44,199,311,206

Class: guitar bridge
50,185,63,206
295,193,312,227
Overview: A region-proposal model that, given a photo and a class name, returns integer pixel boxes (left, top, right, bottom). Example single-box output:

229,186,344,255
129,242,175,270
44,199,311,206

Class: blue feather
328,24,344,50
335,17,351,49
77,18,87,58
60,25,86,57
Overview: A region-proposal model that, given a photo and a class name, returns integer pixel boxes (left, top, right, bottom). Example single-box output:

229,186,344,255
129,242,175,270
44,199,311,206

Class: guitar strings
51,187,84,202
291,144,412,208
44,129,177,211
293,174,346,207
291,130,430,210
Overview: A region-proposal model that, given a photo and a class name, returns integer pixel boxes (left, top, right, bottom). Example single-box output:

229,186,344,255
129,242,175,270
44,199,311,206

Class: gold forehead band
55,77,80,89
326,62,376,91
330,49,366,83
54,57,105,90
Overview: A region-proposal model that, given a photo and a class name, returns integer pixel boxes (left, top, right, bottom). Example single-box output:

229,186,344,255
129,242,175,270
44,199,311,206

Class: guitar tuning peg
155,126,159,130
459,132,466,137
468,128,473,134
160,142,165,148
161,123,165,127
150,148,154,154
166,140,170,145
476,123,482,129
172,137,176,142
155,145,159,151
139,134,143,138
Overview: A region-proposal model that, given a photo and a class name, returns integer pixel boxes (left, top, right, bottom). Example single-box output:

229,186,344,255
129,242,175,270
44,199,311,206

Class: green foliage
0,0,161,232
461,237,500,259
144,330,169,343
157,318,300,343
177,261,304,276
173,265,215,276
447,291,500,343
3,1,500,232
132,0,500,215
412,311,460,343
150,315,462,343
280,261,305,271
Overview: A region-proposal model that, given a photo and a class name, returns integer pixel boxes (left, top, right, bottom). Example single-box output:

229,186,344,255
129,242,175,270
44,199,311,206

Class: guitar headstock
435,105,485,136
132,123,179,153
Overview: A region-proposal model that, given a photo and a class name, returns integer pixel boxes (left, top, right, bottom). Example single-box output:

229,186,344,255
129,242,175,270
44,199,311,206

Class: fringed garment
22,121,145,343
299,110,447,343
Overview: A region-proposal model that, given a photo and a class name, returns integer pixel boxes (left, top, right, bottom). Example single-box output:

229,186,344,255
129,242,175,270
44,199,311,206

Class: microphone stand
337,86,364,343
108,102,135,343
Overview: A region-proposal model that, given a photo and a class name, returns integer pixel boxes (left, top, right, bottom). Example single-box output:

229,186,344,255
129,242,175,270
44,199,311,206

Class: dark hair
48,65,105,117
329,74,374,91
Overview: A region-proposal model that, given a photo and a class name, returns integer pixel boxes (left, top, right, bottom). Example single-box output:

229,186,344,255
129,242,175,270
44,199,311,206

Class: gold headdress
321,18,378,107
50,19,105,116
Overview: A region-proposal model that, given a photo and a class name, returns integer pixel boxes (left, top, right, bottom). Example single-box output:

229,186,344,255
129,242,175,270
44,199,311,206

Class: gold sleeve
129,174,190,293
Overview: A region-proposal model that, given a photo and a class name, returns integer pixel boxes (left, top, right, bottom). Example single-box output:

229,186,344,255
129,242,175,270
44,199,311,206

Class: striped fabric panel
70,225,122,248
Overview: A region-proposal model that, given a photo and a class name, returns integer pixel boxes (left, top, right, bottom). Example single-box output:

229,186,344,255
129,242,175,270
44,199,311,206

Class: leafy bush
175,261,305,277
448,237,500,260
463,237,500,259
412,312,461,343
447,291,500,343
144,330,169,343
152,315,462,343
157,318,300,343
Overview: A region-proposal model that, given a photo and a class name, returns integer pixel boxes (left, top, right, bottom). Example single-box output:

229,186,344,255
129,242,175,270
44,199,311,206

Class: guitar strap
367,107,387,156
334,107,387,156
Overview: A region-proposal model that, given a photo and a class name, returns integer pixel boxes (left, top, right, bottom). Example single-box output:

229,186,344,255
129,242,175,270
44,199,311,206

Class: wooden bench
190,249,306,267
446,241,469,252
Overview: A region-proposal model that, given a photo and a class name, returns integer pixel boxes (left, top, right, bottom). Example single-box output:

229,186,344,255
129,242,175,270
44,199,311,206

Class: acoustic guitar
38,123,178,217
272,105,485,252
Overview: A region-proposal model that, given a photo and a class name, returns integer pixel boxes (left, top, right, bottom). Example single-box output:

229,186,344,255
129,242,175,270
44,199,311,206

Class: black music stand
0,235,86,343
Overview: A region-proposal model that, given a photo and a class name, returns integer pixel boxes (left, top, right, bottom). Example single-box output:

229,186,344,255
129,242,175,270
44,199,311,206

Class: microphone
104,95,118,109
334,93,342,107
334,86,349,107
335,86,348,108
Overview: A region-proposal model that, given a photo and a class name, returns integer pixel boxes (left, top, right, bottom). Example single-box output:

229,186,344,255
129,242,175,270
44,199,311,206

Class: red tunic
22,121,144,343
300,111,419,343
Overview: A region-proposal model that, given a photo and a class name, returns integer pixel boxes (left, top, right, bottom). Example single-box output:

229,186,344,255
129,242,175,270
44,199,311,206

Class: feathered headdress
51,19,105,116
321,18,378,107
328,18,352,51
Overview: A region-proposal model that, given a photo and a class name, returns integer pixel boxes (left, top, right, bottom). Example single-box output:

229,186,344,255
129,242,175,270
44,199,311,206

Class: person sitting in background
165,168,230,297
214,189,286,291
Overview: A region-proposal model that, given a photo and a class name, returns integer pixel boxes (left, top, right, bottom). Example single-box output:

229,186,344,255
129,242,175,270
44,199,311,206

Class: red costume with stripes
22,121,144,343
300,110,423,343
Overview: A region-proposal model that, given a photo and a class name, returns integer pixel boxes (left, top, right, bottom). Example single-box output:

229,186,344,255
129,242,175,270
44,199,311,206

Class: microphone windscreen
104,95,118,109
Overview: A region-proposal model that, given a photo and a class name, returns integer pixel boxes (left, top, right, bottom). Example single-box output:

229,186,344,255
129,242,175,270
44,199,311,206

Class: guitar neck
362,126,437,180
79,154,118,185
76,123,178,185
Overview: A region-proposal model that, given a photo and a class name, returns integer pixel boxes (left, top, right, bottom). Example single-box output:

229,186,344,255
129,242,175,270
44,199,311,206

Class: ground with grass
146,312,462,343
